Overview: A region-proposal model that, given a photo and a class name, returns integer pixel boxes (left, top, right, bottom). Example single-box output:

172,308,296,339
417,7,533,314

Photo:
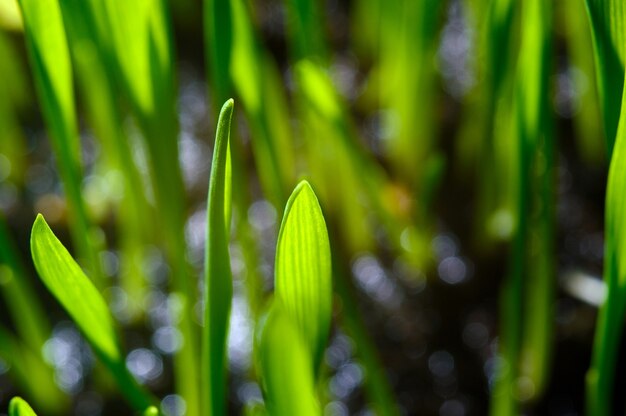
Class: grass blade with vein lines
17,0,103,286
30,215,154,412
274,180,332,372
202,99,234,416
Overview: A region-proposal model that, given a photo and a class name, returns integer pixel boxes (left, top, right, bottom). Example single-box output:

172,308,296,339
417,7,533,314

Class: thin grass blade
202,99,234,416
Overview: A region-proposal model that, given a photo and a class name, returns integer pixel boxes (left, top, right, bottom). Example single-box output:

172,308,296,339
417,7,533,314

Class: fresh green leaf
30,215,153,411
258,303,319,416
202,99,234,416
274,180,332,370
9,397,37,416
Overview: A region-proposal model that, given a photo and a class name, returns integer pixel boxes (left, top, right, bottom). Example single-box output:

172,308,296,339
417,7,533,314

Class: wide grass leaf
258,303,319,416
30,215,153,411
202,99,234,416
9,397,37,416
274,180,332,370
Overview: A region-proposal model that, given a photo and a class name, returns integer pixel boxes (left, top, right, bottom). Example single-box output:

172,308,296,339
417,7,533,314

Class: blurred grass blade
90,3,200,413
258,303,319,416
491,0,553,413
282,0,328,62
562,0,605,165
30,215,153,411
59,0,153,320
17,0,103,285
9,397,37,416
586,73,626,416
202,99,234,416
584,0,625,153
0,324,66,413
275,181,332,371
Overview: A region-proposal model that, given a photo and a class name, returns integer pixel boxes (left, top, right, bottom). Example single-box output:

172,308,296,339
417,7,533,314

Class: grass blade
17,0,103,285
586,72,626,416
30,215,153,411
202,99,234,416
274,180,332,371
258,303,319,416
9,397,37,416
584,0,625,153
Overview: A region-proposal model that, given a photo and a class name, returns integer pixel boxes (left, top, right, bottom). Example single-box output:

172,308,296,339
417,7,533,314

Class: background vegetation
0,0,623,415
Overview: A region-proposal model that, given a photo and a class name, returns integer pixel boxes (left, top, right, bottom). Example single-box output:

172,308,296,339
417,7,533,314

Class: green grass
2,0,626,414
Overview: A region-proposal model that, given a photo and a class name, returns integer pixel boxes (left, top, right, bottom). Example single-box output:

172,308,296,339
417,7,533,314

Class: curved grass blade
586,73,626,416
9,397,37,416
274,180,332,371
30,215,153,412
17,0,102,285
258,303,319,416
202,99,234,416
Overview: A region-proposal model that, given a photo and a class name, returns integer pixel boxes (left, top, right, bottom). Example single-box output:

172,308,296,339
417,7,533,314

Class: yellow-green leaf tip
9,397,38,416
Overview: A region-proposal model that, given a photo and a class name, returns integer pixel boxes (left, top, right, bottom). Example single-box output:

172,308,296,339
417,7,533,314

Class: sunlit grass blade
584,0,625,153
30,215,154,411
586,73,626,416
274,181,332,370
17,0,103,285
9,397,37,416
257,303,320,416
202,99,234,416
